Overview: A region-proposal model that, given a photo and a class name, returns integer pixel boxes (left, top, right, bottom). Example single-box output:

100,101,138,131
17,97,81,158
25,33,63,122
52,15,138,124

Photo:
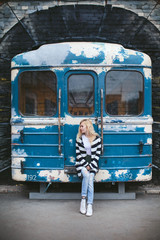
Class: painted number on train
27,175,37,181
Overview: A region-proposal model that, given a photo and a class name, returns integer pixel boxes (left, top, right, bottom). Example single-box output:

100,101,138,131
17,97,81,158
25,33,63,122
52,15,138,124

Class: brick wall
1,1,160,39
0,0,160,182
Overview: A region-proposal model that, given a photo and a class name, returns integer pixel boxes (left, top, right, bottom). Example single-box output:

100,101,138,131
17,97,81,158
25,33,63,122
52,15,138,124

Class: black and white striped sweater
75,136,102,178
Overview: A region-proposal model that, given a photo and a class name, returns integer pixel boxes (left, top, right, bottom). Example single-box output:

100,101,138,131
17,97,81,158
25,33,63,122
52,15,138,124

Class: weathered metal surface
11,42,151,68
11,42,152,183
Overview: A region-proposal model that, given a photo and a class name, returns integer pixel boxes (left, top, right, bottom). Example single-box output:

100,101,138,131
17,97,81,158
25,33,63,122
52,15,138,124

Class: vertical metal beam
58,88,61,155
40,183,47,193
100,89,104,154
118,182,125,194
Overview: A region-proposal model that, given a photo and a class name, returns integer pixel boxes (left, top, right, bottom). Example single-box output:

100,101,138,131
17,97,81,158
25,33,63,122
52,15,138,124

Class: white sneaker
86,204,93,217
80,199,86,214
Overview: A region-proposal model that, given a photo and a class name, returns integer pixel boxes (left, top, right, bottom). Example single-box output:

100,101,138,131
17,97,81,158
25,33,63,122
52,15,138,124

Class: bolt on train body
11,42,153,184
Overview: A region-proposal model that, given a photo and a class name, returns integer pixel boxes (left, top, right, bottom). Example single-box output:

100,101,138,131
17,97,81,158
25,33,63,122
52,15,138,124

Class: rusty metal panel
11,42,152,183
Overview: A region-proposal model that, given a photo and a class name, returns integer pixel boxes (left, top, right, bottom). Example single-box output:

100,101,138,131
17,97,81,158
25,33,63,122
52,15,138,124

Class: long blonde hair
76,119,99,141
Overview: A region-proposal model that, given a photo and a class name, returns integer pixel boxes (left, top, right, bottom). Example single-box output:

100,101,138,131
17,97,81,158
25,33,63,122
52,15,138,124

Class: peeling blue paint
63,50,105,65
104,119,124,123
11,118,24,124
11,42,152,183
12,167,152,183
114,48,146,65
11,42,151,68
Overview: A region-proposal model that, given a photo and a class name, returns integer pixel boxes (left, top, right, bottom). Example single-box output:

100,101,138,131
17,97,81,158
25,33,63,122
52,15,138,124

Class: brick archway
0,4,160,175
1,5,160,76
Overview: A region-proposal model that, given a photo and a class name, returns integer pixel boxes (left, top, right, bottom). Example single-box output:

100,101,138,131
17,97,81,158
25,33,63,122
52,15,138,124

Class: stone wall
0,0,160,182
1,1,160,39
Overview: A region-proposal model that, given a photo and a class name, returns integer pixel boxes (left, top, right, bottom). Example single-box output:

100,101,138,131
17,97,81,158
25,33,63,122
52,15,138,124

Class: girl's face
80,122,87,134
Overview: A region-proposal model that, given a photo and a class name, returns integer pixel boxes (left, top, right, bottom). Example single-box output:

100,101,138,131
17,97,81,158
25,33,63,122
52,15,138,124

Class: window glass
68,74,94,115
19,71,57,116
106,71,143,116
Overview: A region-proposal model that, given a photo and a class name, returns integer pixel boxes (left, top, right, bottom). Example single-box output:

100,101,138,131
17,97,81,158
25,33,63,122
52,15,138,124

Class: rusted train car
11,42,152,187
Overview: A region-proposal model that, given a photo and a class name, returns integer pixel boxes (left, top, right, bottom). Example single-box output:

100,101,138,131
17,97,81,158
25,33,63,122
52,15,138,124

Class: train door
63,71,99,173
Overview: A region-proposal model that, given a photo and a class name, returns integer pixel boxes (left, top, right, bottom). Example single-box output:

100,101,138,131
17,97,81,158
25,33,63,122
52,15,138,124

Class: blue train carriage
11,42,152,185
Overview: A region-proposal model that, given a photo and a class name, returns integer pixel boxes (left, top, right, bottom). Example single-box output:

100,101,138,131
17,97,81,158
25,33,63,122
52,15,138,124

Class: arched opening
0,4,160,179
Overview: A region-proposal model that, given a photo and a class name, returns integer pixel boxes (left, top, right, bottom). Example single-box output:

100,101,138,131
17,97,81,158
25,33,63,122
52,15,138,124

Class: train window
19,71,57,116
68,74,94,116
105,71,143,116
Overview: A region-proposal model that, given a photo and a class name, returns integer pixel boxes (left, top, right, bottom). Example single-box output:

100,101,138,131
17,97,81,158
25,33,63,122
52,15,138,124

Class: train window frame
105,70,144,117
67,72,95,117
18,70,57,117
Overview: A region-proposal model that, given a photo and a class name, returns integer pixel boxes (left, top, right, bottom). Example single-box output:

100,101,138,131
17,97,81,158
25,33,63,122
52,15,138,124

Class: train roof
11,42,151,68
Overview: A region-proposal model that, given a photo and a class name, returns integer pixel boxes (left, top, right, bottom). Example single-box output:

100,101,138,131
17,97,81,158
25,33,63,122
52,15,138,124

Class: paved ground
0,192,160,240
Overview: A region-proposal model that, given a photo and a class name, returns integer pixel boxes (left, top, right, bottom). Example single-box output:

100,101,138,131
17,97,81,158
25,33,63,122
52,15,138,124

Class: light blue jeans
81,167,95,204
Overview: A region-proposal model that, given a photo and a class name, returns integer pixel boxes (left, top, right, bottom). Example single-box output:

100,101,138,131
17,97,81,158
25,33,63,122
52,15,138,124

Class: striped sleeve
75,140,88,177
89,137,102,173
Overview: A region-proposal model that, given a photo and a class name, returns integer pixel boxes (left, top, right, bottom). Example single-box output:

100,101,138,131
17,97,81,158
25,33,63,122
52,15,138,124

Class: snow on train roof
11,42,151,68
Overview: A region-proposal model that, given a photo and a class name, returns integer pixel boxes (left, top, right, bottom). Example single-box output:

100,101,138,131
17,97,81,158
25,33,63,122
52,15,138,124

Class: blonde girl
75,119,101,216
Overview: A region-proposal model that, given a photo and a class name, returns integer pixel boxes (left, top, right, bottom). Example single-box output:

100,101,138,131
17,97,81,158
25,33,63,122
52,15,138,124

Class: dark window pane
19,71,57,116
68,74,94,116
25,96,35,115
45,99,56,116
106,71,143,116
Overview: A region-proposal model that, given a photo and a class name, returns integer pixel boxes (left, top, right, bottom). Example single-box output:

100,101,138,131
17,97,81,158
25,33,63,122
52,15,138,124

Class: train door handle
20,130,24,143
58,88,61,155
139,141,144,154
100,89,104,154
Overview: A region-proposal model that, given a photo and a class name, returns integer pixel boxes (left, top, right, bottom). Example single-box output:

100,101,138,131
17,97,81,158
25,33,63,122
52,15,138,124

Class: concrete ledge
138,185,160,194
1,184,160,195
0,185,27,193
145,189,160,194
